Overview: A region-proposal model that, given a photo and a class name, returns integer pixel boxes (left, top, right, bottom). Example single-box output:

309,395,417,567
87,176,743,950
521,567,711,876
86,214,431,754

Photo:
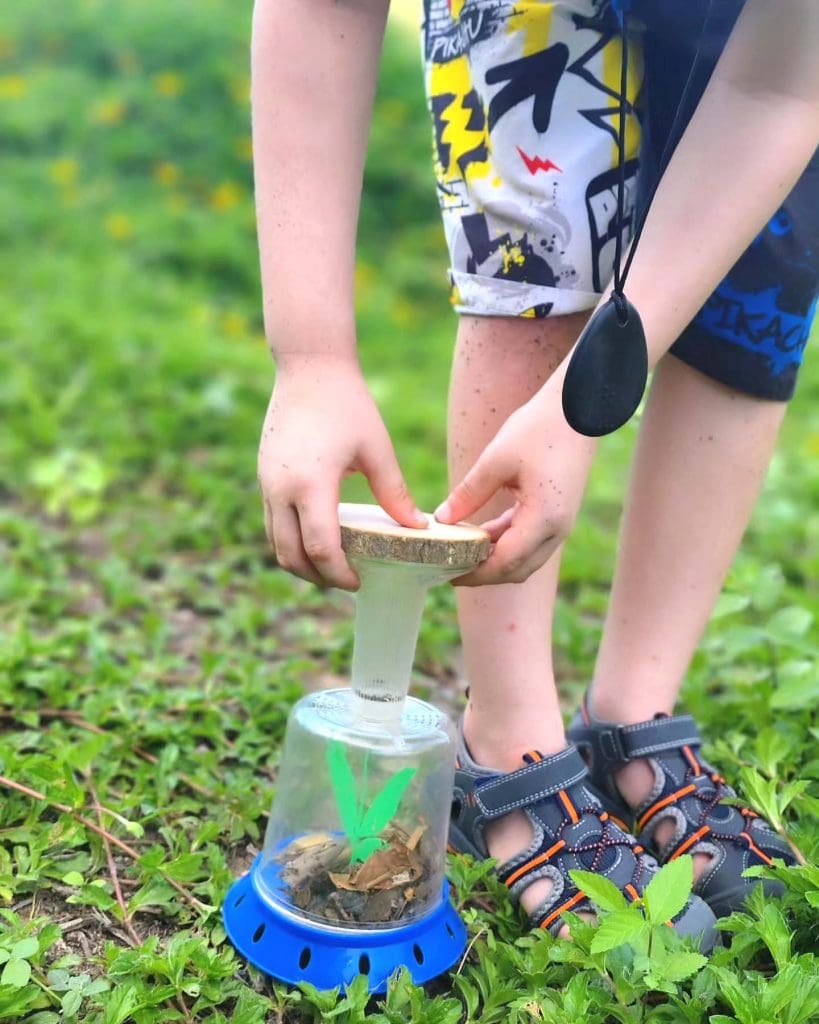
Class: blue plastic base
223,855,466,994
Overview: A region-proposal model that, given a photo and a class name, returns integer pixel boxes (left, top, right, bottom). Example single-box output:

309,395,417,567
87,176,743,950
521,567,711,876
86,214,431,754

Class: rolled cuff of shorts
450,270,601,319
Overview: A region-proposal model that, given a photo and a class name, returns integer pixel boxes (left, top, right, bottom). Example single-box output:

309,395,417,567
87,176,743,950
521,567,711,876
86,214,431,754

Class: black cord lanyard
562,0,716,436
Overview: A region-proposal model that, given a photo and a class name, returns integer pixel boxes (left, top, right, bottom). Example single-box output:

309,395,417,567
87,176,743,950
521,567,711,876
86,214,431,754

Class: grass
0,1,817,1021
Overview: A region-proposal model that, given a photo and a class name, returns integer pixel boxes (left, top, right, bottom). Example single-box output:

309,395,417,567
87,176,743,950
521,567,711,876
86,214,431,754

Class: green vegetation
0,1,817,1021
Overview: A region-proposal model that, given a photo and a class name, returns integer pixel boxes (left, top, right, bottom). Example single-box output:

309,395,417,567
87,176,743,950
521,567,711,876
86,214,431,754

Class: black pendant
561,295,648,437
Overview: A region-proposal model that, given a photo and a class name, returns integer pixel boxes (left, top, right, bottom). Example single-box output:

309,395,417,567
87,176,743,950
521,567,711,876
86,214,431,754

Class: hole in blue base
299,948,311,969
445,923,455,939
234,894,245,909
413,944,424,965
359,954,370,975
252,924,266,944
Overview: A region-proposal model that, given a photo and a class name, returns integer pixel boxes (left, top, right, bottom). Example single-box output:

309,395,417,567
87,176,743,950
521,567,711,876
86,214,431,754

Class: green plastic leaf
326,742,362,844
643,856,693,925
1,957,31,988
568,869,628,913
350,836,384,864
590,910,649,953
359,766,417,838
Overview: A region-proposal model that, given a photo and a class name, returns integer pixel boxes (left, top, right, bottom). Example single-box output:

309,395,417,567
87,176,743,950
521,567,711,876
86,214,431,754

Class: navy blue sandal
448,721,717,948
567,695,795,918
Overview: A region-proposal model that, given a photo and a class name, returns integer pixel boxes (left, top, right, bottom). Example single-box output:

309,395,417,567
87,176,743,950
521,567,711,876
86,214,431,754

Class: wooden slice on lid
338,503,490,570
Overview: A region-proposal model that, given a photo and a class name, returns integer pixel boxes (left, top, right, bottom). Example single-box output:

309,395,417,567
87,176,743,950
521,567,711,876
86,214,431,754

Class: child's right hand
257,356,427,590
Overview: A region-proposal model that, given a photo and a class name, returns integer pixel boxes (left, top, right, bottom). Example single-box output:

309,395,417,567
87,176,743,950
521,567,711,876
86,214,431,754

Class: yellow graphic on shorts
507,1,555,57
429,54,492,188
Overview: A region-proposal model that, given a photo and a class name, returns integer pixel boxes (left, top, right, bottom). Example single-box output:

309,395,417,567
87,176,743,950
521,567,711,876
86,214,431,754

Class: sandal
567,695,795,918
448,722,718,948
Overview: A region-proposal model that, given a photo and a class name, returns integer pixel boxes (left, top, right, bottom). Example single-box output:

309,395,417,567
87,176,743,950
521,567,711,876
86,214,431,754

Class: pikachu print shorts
422,0,819,401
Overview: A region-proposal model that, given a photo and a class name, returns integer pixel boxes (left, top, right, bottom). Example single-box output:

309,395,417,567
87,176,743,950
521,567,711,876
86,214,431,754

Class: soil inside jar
275,821,438,925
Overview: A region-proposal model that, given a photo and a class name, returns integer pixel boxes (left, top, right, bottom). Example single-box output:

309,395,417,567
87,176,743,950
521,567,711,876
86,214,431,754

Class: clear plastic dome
257,688,457,929
252,512,489,935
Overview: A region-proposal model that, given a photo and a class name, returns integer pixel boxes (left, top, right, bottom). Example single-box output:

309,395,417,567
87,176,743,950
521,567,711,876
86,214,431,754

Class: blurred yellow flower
377,97,407,124
91,98,125,125
104,213,134,240
220,311,248,338
234,136,253,161
153,161,181,187
49,157,78,186
229,74,250,104
209,181,242,211
354,262,377,296
389,298,417,328
153,71,184,98
0,75,26,99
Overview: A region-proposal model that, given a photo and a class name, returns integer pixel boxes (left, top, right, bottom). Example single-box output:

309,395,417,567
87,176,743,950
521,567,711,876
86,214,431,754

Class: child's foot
567,695,795,918
449,722,718,949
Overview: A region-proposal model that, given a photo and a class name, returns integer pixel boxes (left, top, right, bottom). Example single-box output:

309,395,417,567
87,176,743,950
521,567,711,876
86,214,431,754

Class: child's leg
590,354,786,862
448,311,588,923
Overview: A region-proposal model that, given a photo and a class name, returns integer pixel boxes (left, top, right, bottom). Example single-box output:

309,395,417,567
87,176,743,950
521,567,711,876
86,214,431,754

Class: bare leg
448,312,588,924
590,355,786,868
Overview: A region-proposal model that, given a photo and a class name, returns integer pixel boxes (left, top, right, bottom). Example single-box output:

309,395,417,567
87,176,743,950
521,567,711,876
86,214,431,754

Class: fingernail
434,501,451,521
413,508,429,527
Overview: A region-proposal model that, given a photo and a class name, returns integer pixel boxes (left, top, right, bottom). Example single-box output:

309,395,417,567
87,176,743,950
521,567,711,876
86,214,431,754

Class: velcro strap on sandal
474,747,588,819
597,715,701,762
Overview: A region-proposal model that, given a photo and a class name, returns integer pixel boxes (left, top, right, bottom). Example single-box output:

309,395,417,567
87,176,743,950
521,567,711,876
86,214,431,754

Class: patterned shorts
422,0,818,400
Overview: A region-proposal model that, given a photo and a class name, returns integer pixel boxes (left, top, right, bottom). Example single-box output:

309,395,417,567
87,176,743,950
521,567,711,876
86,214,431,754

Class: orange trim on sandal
558,789,580,824
669,825,711,860
741,831,774,866
682,745,702,776
539,890,587,930
526,750,543,763
610,813,631,832
504,839,566,887
624,883,640,902
637,784,697,830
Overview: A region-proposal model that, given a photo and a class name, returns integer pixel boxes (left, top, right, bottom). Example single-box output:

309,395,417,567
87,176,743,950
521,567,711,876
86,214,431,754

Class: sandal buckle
598,726,627,764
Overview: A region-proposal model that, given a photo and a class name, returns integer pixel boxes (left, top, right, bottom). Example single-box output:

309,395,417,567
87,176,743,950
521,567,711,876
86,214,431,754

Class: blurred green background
0,1,817,1020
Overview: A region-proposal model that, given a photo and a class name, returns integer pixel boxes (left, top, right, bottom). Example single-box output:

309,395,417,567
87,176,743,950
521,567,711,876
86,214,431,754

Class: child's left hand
434,374,597,586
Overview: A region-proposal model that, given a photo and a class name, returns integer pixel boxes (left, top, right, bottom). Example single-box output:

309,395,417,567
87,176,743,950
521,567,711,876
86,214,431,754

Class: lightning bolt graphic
432,81,491,183
516,147,562,175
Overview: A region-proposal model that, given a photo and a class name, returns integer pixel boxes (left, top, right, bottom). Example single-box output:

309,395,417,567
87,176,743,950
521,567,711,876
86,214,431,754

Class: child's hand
434,376,597,586
258,356,427,590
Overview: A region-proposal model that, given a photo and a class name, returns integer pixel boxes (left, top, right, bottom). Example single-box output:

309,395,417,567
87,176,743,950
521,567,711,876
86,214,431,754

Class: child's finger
296,491,360,591
435,452,504,525
478,505,516,542
453,504,556,586
272,503,326,587
359,439,428,530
